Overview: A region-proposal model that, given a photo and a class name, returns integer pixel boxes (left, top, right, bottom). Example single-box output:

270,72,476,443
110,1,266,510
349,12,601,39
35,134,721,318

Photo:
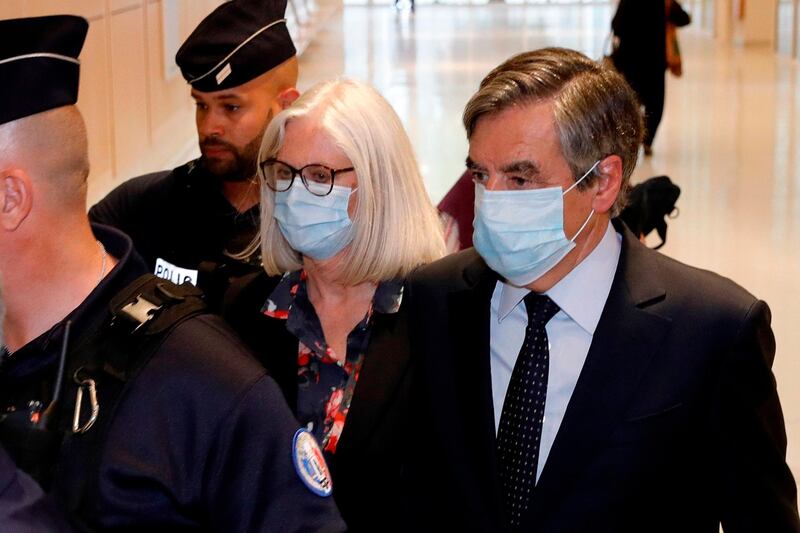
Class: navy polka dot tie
496,293,560,528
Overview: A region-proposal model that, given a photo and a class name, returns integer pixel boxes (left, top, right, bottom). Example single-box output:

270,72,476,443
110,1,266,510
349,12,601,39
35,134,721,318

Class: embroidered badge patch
292,428,333,497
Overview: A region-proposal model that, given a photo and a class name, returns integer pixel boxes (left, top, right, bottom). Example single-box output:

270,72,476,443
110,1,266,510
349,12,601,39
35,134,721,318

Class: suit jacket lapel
448,252,506,528
254,314,300,410
336,307,410,455
527,223,673,526
231,273,300,410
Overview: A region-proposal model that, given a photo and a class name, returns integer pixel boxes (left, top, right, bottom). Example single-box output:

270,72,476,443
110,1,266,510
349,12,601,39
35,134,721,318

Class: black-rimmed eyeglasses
261,159,355,197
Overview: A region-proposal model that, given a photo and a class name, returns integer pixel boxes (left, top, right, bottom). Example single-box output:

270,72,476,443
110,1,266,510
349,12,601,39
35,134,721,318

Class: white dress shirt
489,222,622,482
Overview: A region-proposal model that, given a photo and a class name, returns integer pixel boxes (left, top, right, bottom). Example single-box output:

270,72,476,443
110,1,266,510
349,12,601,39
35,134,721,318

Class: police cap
0,15,88,126
175,0,296,92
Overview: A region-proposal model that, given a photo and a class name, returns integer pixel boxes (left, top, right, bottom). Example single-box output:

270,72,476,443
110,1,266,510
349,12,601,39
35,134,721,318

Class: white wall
737,0,778,45
0,0,225,206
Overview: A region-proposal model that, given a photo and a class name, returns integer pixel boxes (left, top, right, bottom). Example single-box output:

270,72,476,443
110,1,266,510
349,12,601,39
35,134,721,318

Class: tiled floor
299,2,800,491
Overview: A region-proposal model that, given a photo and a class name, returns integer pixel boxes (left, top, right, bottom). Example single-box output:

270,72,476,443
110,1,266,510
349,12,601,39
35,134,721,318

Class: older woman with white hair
223,79,445,531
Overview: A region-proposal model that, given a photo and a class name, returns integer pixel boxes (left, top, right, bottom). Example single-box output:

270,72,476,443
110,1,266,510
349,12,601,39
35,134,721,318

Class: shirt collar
373,279,404,314
261,270,404,318
497,222,621,335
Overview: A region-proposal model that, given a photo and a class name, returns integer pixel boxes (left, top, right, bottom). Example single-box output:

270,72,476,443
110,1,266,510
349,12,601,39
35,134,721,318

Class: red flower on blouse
261,269,403,455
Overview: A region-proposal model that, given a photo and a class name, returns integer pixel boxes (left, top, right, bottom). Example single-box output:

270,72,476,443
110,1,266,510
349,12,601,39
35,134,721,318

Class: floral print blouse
261,270,403,455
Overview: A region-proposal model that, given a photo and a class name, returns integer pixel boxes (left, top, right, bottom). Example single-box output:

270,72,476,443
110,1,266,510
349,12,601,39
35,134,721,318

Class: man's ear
0,168,33,231
590,155,623,215
277,87,300,109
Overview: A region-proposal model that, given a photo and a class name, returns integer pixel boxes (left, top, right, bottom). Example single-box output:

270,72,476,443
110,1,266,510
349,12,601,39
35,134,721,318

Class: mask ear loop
562,160,601,196
569,209,595,243
563,159,601,243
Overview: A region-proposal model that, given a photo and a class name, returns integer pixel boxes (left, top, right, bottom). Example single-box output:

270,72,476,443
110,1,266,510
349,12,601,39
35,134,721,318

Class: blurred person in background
611,0,690,155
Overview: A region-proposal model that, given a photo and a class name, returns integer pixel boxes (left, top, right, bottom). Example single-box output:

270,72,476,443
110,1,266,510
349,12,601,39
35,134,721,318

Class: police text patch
154,258,198,286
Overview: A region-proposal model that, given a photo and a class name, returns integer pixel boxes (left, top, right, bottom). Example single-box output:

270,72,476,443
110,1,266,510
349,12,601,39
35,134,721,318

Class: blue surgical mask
273,179,356,260
473,161,600,287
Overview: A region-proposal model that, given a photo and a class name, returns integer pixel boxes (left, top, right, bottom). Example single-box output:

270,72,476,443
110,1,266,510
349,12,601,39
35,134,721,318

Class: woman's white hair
255,78,446,284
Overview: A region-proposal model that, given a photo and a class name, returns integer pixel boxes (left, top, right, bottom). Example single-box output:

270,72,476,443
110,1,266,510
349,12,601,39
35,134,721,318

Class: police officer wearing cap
0,14,344,532
89,0,300,309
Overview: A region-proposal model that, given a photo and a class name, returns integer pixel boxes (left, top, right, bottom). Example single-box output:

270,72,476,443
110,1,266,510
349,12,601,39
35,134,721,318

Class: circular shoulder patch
292,429,333,497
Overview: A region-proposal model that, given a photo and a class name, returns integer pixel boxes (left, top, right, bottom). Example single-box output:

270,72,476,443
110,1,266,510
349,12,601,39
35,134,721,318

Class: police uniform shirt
0,225,345,532
88,159,261,308
0,445,72,533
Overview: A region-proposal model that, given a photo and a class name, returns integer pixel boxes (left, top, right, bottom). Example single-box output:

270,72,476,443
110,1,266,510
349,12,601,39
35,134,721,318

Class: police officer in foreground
89,0,300,309
0,14,344,532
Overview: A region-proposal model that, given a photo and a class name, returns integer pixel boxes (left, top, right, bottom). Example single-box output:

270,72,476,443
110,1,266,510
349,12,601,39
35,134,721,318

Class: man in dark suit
404,47,799,532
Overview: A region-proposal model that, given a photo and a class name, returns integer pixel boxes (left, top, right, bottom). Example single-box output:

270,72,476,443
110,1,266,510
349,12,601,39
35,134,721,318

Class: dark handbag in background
619,175,681,250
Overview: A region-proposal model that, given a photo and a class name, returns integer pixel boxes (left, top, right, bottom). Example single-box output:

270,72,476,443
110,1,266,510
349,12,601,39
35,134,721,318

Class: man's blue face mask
472,160,600,287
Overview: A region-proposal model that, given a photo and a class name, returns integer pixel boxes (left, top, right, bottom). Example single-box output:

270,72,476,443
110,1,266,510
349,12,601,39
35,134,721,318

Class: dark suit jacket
404,221,799,533
223,272,414,533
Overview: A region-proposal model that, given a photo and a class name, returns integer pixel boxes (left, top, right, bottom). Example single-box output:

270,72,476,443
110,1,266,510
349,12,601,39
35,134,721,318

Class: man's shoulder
105,166,184,199
92,311,345,532
112,312,282,432
408,248,491,292
154,313,266,392
222,270,279,319
115,168,176,192
89,162,194,216
88,163,198,237
632,241,761,325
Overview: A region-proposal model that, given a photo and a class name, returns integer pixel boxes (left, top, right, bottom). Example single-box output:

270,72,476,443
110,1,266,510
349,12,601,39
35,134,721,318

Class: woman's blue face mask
273,179,357,260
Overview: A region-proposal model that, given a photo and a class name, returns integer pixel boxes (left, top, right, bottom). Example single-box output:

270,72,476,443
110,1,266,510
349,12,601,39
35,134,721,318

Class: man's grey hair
463,47,644,216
